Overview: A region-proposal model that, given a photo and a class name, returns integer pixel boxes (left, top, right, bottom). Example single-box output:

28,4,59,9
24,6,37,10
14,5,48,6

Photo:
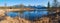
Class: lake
6,9,48,20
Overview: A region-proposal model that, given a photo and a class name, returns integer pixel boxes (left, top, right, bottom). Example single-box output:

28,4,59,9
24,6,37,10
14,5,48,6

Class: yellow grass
0,16,32,23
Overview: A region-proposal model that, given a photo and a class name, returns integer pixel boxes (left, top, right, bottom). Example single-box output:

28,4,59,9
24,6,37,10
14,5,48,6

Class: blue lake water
7,9,48,20
7,12,19,17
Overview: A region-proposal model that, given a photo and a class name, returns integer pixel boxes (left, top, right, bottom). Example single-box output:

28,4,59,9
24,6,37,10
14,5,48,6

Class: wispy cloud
0,0,54,6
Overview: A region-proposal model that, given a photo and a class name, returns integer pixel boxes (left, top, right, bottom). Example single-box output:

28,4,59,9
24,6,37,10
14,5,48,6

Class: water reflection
7,12,19,17
23,10,48,20
7,9,48,20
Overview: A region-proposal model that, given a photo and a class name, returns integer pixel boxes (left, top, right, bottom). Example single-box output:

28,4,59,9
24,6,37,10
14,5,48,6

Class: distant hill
11,4,47,9
36,5,47,9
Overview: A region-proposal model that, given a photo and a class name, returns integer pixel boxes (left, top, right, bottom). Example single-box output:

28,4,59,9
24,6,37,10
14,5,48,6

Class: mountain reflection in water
7,9,48,20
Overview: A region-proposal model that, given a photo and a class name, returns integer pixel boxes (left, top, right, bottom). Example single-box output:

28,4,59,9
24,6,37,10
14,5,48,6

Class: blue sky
0,0,60,6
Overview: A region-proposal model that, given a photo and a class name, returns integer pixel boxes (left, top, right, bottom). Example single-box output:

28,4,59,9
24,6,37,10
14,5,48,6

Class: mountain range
11,4,47,9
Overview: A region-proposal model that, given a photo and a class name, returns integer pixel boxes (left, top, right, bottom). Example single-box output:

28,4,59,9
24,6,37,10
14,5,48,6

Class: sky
0,0,60,6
